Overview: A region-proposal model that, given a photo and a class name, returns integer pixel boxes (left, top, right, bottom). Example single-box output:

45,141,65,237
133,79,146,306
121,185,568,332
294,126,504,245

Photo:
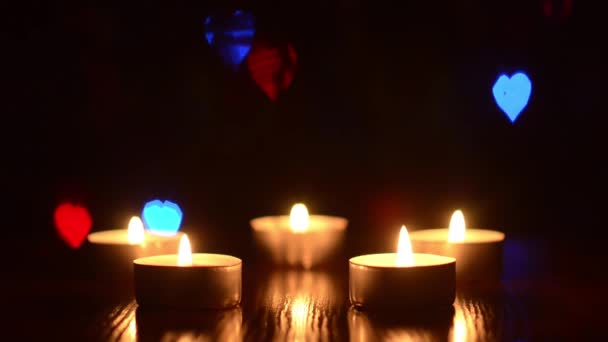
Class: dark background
7,0,607,254
5,1,608,340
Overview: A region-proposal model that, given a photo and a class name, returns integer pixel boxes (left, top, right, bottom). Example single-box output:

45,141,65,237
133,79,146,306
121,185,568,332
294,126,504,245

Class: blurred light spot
126,318,137,341
492,72,532,123
291,296,309,341
289,203,310,232
264,271,339,341
543,0,573,21
448,210,466,243
247,40,297,102
54,203,92,248
127,216,145,244
451,306,467,342
107,301,137,342
142,199,183,236
348,308,440,342
205,10,255,70
178,234,193,267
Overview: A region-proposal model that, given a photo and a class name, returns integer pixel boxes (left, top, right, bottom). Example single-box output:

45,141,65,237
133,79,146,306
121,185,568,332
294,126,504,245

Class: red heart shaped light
247,40,297,102
543,0,573,21
54,203,92,248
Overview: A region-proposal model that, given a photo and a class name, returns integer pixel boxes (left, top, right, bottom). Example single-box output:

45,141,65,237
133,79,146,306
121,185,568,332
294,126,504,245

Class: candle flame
448,210,466,243
396,225,414,267
177,234,193,266
289,203,310,232
127,216,145,244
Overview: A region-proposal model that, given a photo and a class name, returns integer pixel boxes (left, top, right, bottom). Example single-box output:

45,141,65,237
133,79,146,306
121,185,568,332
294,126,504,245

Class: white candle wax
87,229,184,259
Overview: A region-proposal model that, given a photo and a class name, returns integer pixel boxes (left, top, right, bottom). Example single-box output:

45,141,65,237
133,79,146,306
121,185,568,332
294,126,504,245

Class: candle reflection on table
450,295,504,342
136,307,242,342
348,307,452,342
250,270,342,341
348,294,504,342
107,301,243,341
452,309,467,342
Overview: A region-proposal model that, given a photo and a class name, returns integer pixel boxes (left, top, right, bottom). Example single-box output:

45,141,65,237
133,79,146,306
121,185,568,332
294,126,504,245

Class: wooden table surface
8,237,607,341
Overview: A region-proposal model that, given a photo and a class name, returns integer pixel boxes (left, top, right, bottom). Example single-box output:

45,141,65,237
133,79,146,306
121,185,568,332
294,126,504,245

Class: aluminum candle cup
134,253,242,309
134,233,240,309
349,253,456,310
349,226,456,310
250,204,348,269
409,211,505,281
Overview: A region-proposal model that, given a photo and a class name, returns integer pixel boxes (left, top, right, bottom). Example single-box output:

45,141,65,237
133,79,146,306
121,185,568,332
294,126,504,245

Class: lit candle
409,210,505,280
133,234,242,309
349,226,456,309
250,203,348,269
87,216,184,259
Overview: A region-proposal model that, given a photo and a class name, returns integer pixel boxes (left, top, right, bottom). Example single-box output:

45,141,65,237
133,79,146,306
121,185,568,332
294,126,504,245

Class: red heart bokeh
54,203,92,248
543,0,573,21
247,40,297,102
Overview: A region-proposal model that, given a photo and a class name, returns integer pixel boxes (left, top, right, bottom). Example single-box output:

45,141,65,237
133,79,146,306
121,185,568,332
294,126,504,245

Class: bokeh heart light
205,10,256,70
543,0,573,21
247,40,297,102
142,199,183,236
54,203,92,248
492,72,532,123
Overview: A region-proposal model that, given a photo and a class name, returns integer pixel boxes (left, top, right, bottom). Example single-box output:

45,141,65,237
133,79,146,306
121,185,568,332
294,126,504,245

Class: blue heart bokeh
205,10,255,70
142,199,183,236
492,72,532,123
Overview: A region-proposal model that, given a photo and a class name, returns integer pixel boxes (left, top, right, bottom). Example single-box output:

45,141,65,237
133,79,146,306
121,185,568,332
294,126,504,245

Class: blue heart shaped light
142,199,183,236
492,72,532,123
205,10,255,70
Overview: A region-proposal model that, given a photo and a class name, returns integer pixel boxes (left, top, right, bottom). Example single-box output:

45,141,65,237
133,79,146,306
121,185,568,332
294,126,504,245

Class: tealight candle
349,226,456,310
87,216,184,259
250,203,348,269
133,234,242,309
409,210,505,280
